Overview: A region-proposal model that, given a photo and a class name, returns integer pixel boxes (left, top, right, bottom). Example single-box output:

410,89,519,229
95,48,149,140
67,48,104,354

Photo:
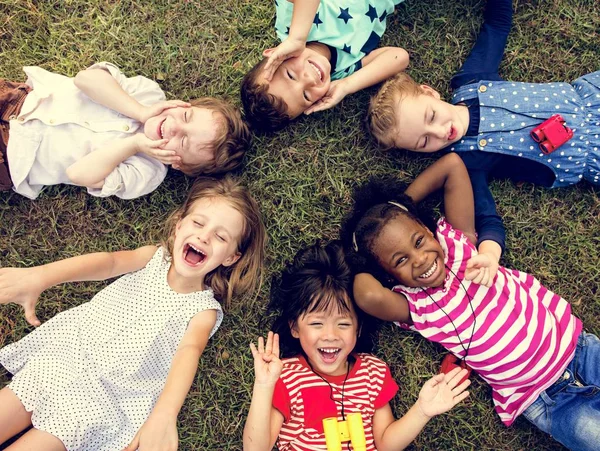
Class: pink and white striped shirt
272,354,398,450
393,218,582,425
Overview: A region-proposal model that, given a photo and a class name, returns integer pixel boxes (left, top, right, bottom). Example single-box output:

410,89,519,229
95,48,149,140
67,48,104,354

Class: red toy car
530,114,573,154
440,353,471,385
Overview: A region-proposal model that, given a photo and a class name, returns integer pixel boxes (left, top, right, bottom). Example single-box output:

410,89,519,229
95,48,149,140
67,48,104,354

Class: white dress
0,247,223,450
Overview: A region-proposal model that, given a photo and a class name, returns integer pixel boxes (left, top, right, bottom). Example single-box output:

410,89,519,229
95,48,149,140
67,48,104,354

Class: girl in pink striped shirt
342,153,600,451
243,241,469,451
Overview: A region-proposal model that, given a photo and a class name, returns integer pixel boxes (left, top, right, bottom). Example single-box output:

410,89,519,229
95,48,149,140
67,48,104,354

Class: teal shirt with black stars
275,0,404,80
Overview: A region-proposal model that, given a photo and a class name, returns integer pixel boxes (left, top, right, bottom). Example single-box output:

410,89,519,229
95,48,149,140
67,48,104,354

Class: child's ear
262,48,275,58
289,320,299,339
420,85,441,100
223,251,242,267
172,163,181,171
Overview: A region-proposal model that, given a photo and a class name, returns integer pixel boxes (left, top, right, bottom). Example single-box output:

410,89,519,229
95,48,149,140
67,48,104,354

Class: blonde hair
161,175,266,308
368,72,424,150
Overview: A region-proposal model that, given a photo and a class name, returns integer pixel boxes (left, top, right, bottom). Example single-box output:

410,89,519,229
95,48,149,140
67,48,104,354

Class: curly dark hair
240,58,291,133
340,177,437,287
268,240,377,358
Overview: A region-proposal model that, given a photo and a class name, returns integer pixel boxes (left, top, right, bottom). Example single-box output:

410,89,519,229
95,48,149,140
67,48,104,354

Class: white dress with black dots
0,247,223,451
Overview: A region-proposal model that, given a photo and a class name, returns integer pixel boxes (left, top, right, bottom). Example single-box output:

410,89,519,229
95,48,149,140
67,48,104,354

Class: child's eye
339,323,352,328
308,322,323,327
416,236,424,247
216,234,226,242
303,91,310,102
422,136,428,149
395,256,407,267
286,70,294,80
430,111,436,123
184,111,188,122
194,221,204,227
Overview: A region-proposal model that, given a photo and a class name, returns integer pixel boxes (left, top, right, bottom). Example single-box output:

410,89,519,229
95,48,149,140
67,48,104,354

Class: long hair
268,240,377,358
161,175,266,308
340,177,436,287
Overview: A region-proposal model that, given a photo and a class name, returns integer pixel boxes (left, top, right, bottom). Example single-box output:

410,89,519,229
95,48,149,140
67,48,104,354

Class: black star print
342,44,352,54
366,5,378,22
313,12,323,28
286,26,290,34
337,7,353,24
379,10,388,22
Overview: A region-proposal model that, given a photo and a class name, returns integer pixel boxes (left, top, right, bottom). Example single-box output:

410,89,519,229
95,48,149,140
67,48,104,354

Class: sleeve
87,62,166,107
272,377,292,422
373,363,399,409
450,0,513,89
86,152,168,199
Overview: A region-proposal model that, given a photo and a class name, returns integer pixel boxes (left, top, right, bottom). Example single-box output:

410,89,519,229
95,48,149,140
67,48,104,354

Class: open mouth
183,243,207,266
158,118,167,139
448,126,457,141
419,259,438,279
318,347,340,363
308,61,323,83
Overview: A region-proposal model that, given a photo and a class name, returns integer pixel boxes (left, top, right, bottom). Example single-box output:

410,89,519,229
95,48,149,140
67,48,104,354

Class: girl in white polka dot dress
0,175,266,451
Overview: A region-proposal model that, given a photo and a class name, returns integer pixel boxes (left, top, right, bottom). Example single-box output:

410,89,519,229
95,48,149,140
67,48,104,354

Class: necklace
305,354,353,420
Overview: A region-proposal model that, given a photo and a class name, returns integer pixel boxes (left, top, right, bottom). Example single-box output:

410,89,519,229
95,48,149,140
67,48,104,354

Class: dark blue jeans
523,332,600,451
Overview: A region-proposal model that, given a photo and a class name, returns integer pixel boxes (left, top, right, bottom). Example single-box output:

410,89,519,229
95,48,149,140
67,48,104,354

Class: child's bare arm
306,46,409,114
0,246,157,326
244,332,285,451
123,309,217,451
263,0,321,80
353,273,411,323
373,368,470,451
405,153,476,241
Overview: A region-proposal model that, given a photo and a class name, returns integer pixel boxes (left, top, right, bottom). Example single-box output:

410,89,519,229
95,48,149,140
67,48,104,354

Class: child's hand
250,331,283,387
262,38,306,82
304,80,349,115
139,100,191,124
416,367,470,418
123,412,178,451
134,135,182,166
0,267,44,327
465,252,499,287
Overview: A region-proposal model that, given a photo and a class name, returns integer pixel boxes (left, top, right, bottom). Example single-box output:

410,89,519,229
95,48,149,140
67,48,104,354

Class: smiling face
144,106,221,169
391,89,470,153
372,214,446,288
169,196,244,292
291,296,358,377
264,46,332,118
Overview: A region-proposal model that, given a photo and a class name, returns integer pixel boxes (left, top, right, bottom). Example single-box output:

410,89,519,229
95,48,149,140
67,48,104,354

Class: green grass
1,0,599,449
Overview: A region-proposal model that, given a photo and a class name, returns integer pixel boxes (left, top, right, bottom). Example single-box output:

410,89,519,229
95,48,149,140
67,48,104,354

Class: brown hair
368,72,424,150
240,58,291,133
161,175,266,308
179,98,251,176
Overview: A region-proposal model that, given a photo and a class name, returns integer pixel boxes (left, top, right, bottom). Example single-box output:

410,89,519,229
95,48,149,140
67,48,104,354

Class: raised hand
122,413,178,451
304,80,349,115
465,252,499,287
138,100,191,124
416,367,470,418
262,39,306,82
0,267,45,326
250,332,283,387
134,135,182,166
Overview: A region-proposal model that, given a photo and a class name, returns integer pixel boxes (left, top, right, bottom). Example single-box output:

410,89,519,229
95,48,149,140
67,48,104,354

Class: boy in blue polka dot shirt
368,0,599,257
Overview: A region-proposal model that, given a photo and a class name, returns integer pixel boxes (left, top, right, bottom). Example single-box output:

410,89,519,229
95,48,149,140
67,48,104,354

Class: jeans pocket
523,392,553,435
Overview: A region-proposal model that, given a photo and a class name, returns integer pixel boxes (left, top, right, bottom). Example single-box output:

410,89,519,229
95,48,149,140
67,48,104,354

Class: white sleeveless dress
0,247,223,450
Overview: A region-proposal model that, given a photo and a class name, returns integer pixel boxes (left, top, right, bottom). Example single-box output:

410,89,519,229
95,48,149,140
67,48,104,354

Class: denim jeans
522,332,600,451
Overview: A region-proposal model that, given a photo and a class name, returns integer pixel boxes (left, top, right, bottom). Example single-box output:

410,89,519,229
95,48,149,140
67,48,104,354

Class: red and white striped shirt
393,218,582,425
272,354,398,450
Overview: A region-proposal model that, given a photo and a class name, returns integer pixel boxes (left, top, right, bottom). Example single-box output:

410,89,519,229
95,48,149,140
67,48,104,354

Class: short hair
268,240,377,358
240,58,291,133
161,175,266,308
368,72,424,150
179,98,251,177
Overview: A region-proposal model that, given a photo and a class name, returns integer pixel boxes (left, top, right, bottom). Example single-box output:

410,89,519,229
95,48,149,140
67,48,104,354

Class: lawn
1,0,599,449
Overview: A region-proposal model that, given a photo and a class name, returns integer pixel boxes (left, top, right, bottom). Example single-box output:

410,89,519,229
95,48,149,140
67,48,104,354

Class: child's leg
0,387,32,445
4,428,66,451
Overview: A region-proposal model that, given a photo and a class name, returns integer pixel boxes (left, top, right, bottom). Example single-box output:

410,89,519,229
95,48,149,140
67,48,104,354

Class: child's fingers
257,336,265,354
452,378,472,395
272,333,280,358
446,368,469,387
23,303,40,327
249,342,258,357
453,390,470,405
122,432,140,451
265,331,273,355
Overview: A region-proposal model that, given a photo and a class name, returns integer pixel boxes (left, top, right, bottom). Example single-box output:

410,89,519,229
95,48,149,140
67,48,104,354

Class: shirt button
8,115,16,120
123,125,130,131
84,121,90,127
49,119,55,124
479,85,488,93
479,139,487,147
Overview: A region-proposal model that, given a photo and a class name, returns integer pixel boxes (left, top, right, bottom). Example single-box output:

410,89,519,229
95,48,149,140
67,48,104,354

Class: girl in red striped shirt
243,240,469,451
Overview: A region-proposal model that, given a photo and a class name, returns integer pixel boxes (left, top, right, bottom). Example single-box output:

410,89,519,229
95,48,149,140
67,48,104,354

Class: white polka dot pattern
0,247,222,450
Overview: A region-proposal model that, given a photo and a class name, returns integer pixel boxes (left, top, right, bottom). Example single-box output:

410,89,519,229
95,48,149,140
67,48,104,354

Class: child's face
372,215,446,288
391,90,469,153
291,298,358,377
170,196,243,289
144,106,220,169
264,47,331,118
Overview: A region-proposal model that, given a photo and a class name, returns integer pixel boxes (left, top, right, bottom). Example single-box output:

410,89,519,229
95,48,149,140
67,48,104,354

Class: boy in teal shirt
241,0,409,132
